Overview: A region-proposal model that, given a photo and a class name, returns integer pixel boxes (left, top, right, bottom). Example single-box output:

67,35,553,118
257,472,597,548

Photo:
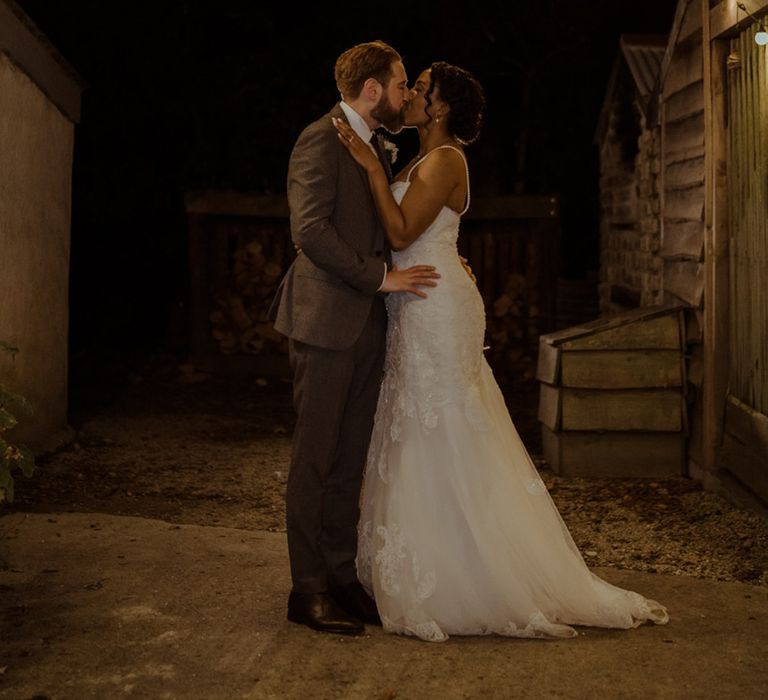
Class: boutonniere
379,136,398,164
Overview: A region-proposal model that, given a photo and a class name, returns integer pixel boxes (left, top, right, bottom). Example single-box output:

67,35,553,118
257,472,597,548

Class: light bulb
756,30,768,45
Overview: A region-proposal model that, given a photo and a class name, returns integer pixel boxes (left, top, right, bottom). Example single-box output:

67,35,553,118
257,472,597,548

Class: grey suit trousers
286,298,387,593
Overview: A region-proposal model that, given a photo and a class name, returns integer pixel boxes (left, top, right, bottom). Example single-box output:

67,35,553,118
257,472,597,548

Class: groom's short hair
334,41,401,100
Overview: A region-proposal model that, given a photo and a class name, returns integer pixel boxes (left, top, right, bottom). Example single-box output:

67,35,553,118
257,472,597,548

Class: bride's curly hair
426,61,485,145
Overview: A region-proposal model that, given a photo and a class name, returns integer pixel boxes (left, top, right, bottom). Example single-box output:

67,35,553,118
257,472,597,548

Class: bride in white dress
334,61,669,642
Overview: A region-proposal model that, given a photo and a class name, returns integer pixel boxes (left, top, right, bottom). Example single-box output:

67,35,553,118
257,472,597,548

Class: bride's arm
334,120,460,251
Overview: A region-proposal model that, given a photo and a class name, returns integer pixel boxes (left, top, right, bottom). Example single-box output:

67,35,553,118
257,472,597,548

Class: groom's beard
372,93,406,134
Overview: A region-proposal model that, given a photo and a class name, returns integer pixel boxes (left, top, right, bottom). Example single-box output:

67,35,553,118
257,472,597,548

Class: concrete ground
1,511,767,700
2,354,767,698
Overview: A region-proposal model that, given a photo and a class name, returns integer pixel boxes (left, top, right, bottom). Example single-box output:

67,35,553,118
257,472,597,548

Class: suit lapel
328,104,391,261
371,133,393,183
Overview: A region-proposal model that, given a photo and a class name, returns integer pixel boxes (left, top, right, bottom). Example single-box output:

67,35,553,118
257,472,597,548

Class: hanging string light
737,2,768,45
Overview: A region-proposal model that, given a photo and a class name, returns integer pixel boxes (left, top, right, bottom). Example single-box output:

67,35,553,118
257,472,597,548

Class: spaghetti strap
405,145,471,216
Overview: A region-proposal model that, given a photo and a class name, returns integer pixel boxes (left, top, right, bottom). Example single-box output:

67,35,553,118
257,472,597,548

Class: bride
334,61,669,642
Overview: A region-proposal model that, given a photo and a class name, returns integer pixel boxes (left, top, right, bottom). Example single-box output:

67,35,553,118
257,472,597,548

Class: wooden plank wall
659,2,706,470
727,24,768,416
661,0,706,312
660,0,707,467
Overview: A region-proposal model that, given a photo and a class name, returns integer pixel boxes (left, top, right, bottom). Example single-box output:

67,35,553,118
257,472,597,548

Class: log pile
484,272,541,367
208,255,541,362
209,240,288,355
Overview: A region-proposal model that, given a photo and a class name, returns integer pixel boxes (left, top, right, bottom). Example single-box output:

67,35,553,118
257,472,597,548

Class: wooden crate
537,307,684,384
539,385,684,432
541,427,686,478
536,305,687,477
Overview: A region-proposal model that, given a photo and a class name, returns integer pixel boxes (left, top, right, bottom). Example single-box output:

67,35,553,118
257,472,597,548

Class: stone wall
598,107,664,314
635,121,664,307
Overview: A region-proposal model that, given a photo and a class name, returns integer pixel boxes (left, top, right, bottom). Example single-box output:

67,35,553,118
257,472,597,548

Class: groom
269,40,440,635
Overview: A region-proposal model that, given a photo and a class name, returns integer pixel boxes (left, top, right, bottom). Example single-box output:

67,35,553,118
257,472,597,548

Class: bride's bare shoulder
417,147,466,181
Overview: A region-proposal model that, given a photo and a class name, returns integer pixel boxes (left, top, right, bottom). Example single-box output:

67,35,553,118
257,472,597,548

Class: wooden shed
586,0,768,506
0,0,83,451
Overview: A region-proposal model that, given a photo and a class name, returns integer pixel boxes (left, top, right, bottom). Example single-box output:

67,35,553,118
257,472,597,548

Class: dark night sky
15,0,677,356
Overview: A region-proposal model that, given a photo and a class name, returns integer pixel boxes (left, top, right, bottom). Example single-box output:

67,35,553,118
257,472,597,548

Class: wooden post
701,0,730,474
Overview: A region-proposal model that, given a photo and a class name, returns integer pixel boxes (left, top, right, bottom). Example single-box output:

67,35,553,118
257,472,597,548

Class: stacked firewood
208,248,540,362
485,272,541,367
209,240,288,355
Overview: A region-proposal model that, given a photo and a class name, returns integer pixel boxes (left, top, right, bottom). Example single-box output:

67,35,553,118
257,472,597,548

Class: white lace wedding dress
356,146,669,642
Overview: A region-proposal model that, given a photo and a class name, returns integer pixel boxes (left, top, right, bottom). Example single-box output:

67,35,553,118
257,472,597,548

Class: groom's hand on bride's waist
381,265,440,298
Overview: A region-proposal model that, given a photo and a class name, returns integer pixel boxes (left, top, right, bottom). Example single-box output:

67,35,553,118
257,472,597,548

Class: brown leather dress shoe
328,581,382,626
287,591,364,635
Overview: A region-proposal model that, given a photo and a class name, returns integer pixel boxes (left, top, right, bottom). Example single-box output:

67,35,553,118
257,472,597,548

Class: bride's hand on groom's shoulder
381,265,441,298
332,117,381,174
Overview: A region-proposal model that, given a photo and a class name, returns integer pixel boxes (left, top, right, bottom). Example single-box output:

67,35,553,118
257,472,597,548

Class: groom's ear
363,77,382,102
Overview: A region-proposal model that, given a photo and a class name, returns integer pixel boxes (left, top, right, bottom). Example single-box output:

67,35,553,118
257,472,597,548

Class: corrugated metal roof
594,34,668,144
620,34,667,99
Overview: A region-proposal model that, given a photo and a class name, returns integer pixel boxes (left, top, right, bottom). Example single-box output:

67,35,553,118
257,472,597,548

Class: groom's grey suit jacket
270,103,393,350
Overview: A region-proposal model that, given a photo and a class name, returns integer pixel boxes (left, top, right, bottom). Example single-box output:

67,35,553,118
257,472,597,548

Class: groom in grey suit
270,40,439,635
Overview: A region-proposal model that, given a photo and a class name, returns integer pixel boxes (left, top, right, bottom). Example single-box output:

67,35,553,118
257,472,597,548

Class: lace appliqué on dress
373,524,437,602
375,524,407,596
411,551,437,600
379,266,487,440
381,616,449,643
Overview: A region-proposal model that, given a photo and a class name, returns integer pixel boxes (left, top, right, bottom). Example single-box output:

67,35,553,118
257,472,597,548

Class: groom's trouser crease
286,298,386,594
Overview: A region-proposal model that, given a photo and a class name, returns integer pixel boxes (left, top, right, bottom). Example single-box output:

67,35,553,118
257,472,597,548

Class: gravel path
8,352,768,588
